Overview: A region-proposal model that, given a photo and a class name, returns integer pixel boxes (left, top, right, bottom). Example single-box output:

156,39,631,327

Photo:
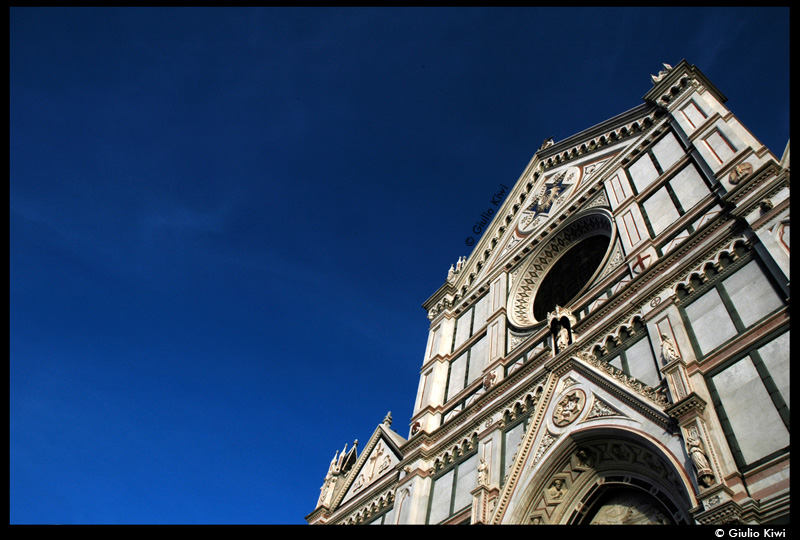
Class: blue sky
10,7,789,525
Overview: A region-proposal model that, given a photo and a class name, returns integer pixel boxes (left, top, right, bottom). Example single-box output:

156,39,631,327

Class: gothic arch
503,426,695,524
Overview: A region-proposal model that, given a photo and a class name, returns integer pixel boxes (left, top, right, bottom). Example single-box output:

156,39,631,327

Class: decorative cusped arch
508,209,618,329
501,426,696,525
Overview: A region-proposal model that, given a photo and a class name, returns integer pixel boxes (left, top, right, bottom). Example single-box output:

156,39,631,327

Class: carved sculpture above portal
548,305,578,357
553,389,586,427
547,478,567,500
574,448,594,469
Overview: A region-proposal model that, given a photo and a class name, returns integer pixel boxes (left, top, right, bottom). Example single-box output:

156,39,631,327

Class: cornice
569,353,672,427
724,161,787,217
401,355,552,463
664,392,707,420
332,474,399,525
643,60,727,110
538,103,663,169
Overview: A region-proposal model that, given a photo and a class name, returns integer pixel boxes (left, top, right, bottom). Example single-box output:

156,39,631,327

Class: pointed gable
335,421,406,508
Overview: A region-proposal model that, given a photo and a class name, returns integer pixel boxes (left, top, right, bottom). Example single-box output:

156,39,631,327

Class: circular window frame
508,209,617,329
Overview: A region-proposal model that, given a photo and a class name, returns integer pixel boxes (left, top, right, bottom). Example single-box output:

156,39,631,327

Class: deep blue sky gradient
10,7,790,524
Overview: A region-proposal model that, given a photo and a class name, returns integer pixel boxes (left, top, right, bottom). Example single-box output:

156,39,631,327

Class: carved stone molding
510,437,692,524
576,352,670,407
664,392,706,420
509,211,615,328
583,394,627,421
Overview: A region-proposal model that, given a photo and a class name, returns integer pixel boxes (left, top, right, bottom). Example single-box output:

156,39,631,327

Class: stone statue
477,458,489,487
686,432,715,487
660,334,680,364
557,326,570,351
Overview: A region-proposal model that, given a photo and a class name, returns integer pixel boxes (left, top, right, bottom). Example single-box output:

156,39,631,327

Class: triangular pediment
492,361,679,524
335,422,406,508
470,122,649,285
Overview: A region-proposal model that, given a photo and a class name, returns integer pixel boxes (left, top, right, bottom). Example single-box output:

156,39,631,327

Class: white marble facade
307,61,790,525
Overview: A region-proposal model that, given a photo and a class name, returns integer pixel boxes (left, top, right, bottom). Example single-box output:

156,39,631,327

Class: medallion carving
552,389,586,427
518,166,581,234
728,162,753,185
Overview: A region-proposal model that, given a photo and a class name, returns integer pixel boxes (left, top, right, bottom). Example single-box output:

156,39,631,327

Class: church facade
306,61,790,525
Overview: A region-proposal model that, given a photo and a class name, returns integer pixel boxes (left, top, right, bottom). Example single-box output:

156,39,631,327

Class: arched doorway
506,429,695,524
574,482,677,524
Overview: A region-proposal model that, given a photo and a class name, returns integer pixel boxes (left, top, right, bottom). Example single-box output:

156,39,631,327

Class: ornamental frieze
576,352,670,407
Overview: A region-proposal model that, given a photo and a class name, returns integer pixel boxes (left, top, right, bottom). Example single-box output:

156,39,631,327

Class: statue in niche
557,326,570,351
548,305,577,356
660,334,680,364
686,430,715,488
477,458,489,487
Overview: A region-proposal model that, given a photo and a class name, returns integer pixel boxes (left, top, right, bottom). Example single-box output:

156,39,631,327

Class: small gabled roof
332,414,406,510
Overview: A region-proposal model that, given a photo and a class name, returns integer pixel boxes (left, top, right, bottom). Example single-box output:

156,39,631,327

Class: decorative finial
383,411,393,427
651,62,673,84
